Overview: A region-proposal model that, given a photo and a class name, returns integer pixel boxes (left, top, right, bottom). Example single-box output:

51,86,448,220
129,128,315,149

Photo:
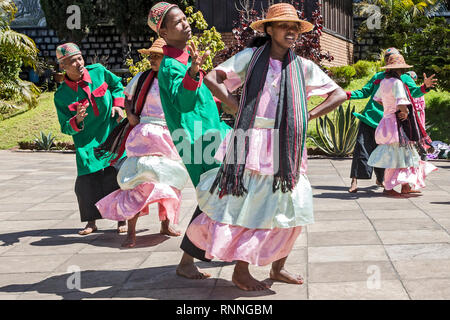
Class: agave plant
34,131,56,151
309,103,359,157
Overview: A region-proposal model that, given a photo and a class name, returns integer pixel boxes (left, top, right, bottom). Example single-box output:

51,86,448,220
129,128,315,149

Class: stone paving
0,150,449,300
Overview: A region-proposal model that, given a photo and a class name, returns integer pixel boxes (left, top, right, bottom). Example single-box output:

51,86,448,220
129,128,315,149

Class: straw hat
138,38,166,55
250,3,313,33
381,53,413,69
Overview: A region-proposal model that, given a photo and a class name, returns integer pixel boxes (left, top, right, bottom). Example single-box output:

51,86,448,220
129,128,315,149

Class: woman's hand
398,105,409,121
423,73,438,89
111,106,125,123
127,113,140,126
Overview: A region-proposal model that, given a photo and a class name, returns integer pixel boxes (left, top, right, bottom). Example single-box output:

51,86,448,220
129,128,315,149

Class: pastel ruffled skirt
186,121,312,266
368,143,437,190
96,117,189,223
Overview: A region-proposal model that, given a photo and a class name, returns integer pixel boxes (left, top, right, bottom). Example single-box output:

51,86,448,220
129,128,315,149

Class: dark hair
160,6,178,30
384,69,403,80
247,23,272,48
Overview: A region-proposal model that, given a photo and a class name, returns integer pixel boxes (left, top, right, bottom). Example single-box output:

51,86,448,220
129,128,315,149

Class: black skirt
350,121,385,182
74,166,121,222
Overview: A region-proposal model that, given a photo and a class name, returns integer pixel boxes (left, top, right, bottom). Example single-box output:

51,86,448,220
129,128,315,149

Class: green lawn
0,92,73,149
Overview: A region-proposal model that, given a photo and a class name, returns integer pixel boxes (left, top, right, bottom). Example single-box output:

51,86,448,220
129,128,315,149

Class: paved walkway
0,150,449,300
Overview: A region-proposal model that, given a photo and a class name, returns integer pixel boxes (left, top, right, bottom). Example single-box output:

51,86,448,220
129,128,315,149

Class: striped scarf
210,43,308,197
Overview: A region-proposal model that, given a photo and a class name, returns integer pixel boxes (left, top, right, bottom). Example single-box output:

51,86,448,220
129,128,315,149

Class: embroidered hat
138,38,166,55
56,43,82,63
250,3,313,33
407,70,418,81
384,47,400,61
148,2,178,35
381,53,413,69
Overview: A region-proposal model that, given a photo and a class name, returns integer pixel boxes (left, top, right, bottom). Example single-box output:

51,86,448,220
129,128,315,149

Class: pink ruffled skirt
187,122,310,266
96,121,188,223
187,213,303,266
384,160,438,190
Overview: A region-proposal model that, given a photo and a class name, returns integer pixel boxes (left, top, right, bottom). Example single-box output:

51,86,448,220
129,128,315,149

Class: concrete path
0,150,449,300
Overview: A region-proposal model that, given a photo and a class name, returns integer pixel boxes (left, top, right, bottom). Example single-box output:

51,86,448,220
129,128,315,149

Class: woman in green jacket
347,48,437,193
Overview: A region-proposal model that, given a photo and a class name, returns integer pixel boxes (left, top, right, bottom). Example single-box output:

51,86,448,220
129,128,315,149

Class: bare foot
176,263,211,280
376,180,384,188
121,234,136,248
160,220,181,237
383,189,402,197
79,224,97,235
348,178,358,193
117,221,127,234
232,268,269,291
401,184,421,194
270,268,304,285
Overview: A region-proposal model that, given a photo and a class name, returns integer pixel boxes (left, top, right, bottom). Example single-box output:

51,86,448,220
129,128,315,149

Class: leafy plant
0,0,41,112
186,6,225,72
308,103,359,157
353,60,377,78
329,65,356,87
424,91,450,142
33,131,56,150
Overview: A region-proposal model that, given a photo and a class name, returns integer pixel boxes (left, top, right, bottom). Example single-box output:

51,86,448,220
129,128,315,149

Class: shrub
353,60,376,78
425,91,450,143
329,65,356,87
0,0,40,112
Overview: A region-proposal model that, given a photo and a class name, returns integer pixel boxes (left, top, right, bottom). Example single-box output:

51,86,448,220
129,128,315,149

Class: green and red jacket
346,72,429,128
54,63,125,176
157,45,230,187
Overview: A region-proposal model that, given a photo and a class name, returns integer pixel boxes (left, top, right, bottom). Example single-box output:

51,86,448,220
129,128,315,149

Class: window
321,0,353,40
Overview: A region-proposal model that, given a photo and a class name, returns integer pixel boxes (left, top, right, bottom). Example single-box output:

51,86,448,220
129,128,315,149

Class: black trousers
74,166,121,222
180,206,211,262
350,121,385,182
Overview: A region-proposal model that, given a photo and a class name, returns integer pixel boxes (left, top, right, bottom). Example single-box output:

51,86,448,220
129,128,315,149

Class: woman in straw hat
346,48,437,194
367,53,437,197
184,3,347,291
95,38,189,248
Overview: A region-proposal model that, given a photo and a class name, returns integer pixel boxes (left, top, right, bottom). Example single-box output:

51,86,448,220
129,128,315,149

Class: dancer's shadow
0,262,274,300
312,185,383,200
0,228,170,250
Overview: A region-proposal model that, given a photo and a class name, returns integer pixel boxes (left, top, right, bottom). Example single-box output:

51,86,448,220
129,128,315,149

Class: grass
0,91,73,149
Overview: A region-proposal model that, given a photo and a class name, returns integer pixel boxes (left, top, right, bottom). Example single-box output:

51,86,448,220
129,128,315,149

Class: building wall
320,30,354,67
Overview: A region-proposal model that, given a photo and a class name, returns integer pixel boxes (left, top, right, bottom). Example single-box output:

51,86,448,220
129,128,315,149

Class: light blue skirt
368,143,420,169
196,167,314,230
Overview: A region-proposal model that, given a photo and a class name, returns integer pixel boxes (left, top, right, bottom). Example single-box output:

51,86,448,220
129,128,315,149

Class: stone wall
352,17,382,61
15,26,154,72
